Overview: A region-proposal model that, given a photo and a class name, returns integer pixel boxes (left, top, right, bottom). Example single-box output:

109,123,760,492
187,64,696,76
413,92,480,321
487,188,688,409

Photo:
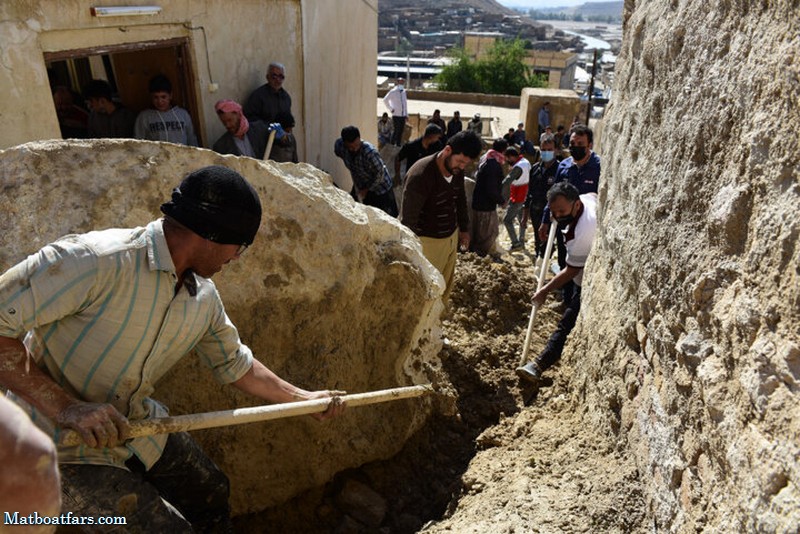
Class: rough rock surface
0,139,445,515
579,1,800,531
405,2,800,533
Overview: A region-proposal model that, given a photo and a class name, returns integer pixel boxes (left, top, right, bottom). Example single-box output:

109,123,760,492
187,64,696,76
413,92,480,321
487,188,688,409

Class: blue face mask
541,150,555,162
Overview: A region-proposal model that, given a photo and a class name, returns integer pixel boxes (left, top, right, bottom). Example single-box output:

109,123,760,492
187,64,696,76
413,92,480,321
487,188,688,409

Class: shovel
263,128,277,161
58,384,432,447
518,223,558,367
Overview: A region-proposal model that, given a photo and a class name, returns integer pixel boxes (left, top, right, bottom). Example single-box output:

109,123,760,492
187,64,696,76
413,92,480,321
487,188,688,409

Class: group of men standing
66,62,299,164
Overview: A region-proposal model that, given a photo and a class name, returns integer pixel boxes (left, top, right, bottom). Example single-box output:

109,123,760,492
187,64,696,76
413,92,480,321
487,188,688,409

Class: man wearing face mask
538,124,600,304
517,182,598,384
521,133,560,259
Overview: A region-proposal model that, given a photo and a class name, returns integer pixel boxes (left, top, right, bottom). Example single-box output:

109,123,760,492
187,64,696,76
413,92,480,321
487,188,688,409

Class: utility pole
585,48,599,125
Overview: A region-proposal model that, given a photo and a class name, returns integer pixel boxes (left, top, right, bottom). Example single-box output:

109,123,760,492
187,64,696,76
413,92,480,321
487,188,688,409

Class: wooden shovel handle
58,384,432,447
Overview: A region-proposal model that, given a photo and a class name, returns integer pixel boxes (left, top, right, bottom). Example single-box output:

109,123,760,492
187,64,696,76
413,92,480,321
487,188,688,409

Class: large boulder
573,1,800,532
0,139,445,514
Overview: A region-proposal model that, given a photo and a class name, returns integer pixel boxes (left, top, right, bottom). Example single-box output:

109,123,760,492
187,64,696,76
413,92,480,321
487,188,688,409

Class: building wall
0,0,376,187
301,0,378,188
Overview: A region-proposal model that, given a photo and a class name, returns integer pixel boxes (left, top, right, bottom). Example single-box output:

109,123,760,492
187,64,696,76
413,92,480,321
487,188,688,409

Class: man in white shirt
383,77,408,146
517,182,598,385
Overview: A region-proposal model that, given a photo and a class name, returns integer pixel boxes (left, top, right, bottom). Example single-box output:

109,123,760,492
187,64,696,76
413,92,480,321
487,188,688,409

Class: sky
496,0,605,8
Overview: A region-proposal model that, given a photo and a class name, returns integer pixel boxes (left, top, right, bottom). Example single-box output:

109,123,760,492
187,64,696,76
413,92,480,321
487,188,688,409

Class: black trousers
535,284,581,372
360,188,399,217
60,432,232,533
391,116,406,145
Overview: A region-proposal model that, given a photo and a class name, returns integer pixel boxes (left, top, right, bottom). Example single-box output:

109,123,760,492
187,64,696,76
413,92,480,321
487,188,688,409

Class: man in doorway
383,77,408,146
400,130,483,301
212,99,270,159
334,125,398,217
0,166,345,531
517,183,598,385
394,123,444,185
244,62,293,125
134,74,198,146
83,79,136,138
538,101,551,140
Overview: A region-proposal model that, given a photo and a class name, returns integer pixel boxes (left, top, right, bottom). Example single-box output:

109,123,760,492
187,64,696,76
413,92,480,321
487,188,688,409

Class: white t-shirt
564,193,598,286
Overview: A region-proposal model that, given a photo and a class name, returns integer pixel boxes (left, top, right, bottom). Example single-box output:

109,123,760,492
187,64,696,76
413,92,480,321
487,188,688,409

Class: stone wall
0,140,444,515
572,1,799,531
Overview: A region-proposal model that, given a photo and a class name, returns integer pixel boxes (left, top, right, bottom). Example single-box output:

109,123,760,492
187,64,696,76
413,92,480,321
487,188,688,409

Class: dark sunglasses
269,73,285,80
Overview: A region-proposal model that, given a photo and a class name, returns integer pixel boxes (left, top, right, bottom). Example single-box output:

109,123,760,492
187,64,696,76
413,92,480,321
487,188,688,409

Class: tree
435,39,548,95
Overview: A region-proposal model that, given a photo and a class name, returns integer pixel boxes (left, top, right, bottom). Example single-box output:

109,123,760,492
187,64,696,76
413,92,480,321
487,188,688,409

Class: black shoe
516,362,542,384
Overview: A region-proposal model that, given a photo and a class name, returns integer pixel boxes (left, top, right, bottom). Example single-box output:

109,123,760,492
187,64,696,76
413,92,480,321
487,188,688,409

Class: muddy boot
515,361,542,384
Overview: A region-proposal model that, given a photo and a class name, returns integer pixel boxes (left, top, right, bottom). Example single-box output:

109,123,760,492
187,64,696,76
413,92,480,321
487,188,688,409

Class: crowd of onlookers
51,62,298,163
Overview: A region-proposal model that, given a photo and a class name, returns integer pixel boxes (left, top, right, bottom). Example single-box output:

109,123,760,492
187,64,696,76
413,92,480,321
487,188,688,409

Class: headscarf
479,149,506,166
214,99,249,139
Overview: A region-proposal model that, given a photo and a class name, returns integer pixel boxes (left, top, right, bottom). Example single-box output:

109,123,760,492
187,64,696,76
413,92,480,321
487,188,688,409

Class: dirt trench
234,246,646,533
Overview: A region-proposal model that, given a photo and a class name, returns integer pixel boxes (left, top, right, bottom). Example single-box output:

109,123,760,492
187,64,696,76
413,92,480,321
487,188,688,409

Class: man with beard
212,99,269,159
518,182,598,385
537,124,600,305
0,166,344,531
400,130,483,301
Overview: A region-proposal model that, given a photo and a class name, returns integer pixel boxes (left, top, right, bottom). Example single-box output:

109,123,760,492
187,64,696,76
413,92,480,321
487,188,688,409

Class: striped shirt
334,138,393,195
0,220,253,469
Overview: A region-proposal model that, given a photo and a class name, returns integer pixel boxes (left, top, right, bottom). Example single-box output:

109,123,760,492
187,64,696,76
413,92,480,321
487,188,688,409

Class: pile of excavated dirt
235,251,646,533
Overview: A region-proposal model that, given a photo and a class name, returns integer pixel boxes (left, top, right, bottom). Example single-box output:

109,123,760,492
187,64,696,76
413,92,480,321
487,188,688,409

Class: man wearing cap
213,99,270,159
0,166,344,531
383,77,408,146
467,113,483,136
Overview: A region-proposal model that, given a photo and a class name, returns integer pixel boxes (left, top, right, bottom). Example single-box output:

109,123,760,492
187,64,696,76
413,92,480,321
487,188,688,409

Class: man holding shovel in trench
517,182,598,385
0,166,345,532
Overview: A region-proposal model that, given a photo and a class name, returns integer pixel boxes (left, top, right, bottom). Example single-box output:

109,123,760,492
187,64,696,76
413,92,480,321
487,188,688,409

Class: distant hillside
526,1,624,22
380,0,518,17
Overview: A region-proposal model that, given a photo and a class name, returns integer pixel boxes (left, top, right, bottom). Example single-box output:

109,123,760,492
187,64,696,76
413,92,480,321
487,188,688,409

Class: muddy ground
235,231,647,533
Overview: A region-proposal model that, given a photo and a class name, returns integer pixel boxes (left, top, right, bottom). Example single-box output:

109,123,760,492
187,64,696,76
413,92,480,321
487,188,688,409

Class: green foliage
435,39,548,95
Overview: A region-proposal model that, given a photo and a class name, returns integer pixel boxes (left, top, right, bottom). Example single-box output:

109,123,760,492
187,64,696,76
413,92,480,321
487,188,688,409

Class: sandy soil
235,228,646,533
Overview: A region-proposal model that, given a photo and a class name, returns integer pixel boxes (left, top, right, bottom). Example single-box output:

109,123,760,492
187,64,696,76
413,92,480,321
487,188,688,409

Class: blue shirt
334,139,393,195
541,152,601,224
538,107,550,128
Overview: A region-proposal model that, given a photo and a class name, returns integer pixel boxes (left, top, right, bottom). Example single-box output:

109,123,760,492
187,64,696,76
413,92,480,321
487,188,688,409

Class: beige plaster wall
0,1,376,185
301,0,378,191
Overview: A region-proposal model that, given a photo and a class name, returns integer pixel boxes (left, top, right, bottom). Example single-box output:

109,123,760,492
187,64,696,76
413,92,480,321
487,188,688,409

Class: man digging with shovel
0,166,345,532
517,182,598,386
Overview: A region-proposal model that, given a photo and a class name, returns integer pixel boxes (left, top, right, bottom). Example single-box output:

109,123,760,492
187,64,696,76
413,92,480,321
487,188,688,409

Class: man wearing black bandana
0,165,345,532
518,182,598,384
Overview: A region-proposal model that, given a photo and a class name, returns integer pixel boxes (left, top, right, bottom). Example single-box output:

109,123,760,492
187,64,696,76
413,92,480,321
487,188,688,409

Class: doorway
45,38,203,145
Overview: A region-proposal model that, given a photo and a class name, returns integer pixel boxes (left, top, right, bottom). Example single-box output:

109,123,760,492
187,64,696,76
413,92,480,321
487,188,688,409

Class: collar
563,201,586,242
146,219,198,296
